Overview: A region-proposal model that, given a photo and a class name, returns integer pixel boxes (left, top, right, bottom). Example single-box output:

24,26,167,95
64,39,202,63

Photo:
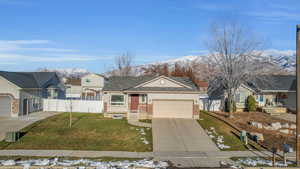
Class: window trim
110,94,125,106
140,94,147,104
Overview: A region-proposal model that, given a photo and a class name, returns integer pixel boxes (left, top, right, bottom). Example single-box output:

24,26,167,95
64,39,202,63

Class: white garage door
0,96,11,117
153,100,193,119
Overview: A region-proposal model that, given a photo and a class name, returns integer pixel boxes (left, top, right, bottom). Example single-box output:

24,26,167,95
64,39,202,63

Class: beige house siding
147,93,199,104
66,85,82,97
103,92,128,112
140,77,184,88
0,76,20,99
235,86,254,109
81,74,104,88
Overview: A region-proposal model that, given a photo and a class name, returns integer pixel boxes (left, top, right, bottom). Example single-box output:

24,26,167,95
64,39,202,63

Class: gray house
207,75,296,113
0,71,65,117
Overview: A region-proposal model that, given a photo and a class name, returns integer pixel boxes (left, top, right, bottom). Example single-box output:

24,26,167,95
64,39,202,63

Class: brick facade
147,104,153,115
12,98,19,116
104,102,107,112
0,93,19,117
193,104,199,115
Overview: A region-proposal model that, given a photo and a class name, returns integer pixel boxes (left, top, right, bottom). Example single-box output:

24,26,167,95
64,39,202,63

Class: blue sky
0,0,299,73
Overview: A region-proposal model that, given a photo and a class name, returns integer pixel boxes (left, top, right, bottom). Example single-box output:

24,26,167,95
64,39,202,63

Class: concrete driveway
152,118,218,152
0,111,60,141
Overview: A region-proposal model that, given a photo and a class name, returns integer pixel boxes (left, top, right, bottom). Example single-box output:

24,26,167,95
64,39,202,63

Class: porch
128,94,150,121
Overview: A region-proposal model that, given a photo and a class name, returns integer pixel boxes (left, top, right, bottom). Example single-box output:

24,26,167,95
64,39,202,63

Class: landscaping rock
279,129,290,134
250,122,263,129
291,124,296,129
263,125,276,130
282,123,290,128
250,132,264,141
270,122,281,130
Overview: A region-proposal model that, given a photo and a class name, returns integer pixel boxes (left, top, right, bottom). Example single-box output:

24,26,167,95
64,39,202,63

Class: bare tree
112,52,134,76
205,22,269,117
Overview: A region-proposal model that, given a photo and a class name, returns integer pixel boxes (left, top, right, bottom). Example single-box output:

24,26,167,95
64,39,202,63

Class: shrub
247,95,257,112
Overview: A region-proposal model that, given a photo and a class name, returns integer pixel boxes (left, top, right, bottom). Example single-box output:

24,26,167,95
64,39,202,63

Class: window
86,79,91,83
141,94,147,103
235,93,240,103
259,95,264,102
111,95,125,105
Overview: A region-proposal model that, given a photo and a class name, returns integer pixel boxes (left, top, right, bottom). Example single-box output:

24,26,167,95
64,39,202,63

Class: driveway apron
152,118,219,152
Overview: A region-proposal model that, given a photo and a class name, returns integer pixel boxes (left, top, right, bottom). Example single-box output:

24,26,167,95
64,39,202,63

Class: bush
247,95,257,112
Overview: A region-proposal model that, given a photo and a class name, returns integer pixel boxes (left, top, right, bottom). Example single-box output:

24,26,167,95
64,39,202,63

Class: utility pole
297,24,300,167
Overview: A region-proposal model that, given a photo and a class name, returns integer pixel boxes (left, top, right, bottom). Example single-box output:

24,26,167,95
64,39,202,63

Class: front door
130,94,139,111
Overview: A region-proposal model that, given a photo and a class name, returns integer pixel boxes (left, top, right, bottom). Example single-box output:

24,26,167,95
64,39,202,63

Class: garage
153,100,193,118
0,96,11,117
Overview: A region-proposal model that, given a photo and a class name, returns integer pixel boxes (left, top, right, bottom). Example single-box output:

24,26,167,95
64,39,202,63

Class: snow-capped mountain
37,49,296,77
154,49,296,72
262,49,296,72
154,55,204,65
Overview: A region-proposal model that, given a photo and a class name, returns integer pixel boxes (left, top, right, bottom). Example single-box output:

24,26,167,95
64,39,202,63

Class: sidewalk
0,111,60,141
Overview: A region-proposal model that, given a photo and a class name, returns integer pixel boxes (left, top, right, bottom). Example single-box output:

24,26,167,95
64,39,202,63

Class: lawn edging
128,120,152,128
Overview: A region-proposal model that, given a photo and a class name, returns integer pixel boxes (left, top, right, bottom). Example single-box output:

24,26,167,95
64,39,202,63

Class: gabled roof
248,75,296,92
65,78,81,86
0,71,57,89
103,75,200,92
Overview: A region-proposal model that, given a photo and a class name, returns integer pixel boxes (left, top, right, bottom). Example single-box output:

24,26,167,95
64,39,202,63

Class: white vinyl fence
43,99,103,113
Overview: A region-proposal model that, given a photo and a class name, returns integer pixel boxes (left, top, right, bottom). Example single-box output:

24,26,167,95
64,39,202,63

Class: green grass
139,119,152,123
198,111,248,151
0,113,152,152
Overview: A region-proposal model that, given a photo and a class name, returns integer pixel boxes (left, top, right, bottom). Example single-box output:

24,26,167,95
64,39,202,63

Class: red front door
130,94,139,111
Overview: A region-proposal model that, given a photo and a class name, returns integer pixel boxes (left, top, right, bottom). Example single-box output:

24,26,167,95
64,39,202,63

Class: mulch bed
212,111,296,151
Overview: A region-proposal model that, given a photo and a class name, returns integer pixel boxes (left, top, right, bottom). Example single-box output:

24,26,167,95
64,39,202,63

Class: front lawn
198,111,248,151
0,113,152,152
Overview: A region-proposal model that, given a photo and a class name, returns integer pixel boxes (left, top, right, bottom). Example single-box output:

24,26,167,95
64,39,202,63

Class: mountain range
38,49,296,77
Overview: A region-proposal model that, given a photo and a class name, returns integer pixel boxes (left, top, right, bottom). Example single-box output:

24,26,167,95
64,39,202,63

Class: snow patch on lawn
206,127,231,150
0,158,169,168
234,157,294,167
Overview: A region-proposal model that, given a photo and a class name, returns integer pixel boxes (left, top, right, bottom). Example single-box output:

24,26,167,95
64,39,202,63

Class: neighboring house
81,73,106,99
103,75,203,119
0,71,65,117
208,75,296,113
64,73,106,100
65,78,82,98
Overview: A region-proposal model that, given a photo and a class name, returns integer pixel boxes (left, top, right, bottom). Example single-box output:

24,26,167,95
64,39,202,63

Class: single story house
0,71,65,117
208,75,296,113
103,75,203,119
64,73,106,100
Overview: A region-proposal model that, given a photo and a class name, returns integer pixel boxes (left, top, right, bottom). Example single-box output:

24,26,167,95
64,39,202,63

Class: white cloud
0,53,105,63
2,40,50,45
0,40,78,52
0,40,109,65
